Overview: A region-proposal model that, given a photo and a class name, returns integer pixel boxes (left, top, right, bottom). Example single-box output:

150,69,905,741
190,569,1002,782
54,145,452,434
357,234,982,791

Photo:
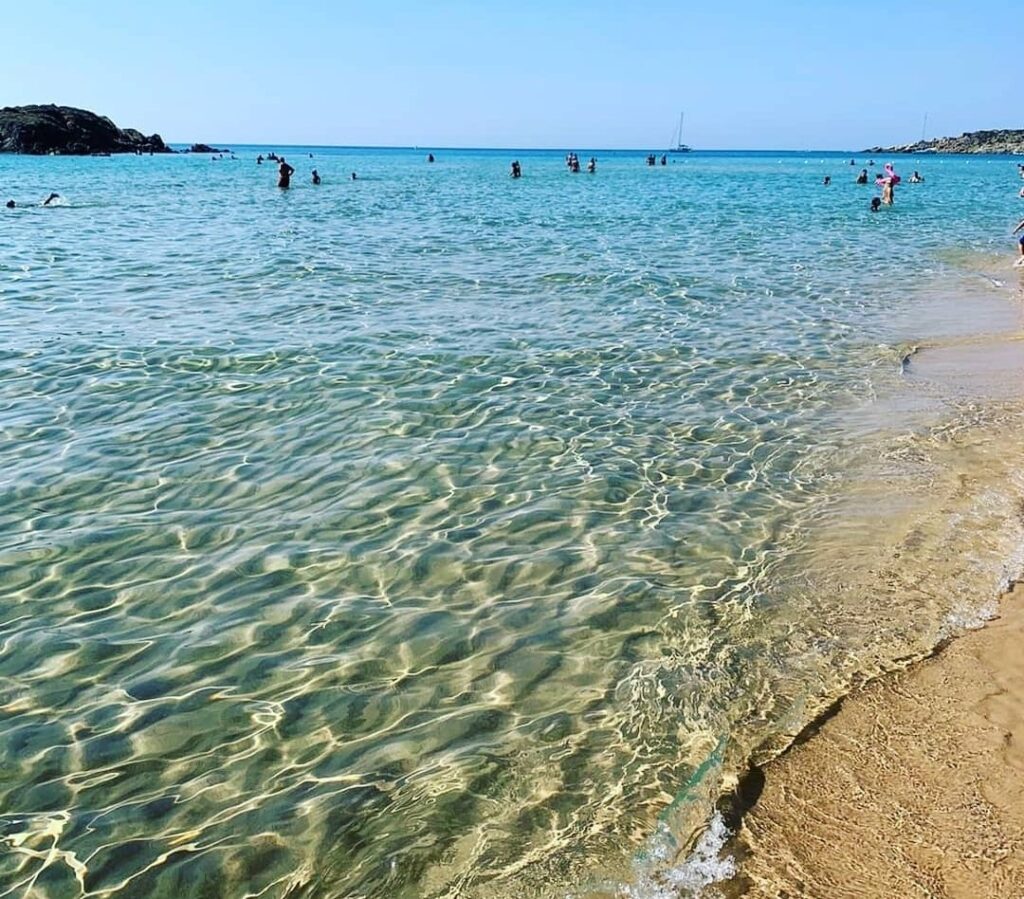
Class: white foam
623,812,737,899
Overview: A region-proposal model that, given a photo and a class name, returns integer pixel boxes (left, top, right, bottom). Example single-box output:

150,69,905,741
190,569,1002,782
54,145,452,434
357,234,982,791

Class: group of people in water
563,153,596,173
264,152,358,187
826,158,922,211
10,149,1022,264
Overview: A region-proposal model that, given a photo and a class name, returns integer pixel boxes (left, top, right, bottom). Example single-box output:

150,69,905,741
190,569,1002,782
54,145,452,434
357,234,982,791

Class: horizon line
161,142,925,155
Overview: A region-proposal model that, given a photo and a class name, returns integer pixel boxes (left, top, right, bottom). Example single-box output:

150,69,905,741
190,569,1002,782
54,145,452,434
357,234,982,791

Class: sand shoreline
717,278,1024,898
731,578,1024,897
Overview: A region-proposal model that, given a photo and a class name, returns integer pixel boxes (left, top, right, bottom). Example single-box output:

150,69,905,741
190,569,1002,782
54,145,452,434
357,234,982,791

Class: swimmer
660,154,667,166
427,153,435,163
277,157,295,188
257,154,263,164
4,200,14,209
351,172,357,181
823,175,831,186
870,197,882,213
311,169,321,185
910,171,924,183
856,168,869,184
1019,186,1024,199
510,160,522,178
587,157,596,173
1014,218,1024,265
43,193,60,206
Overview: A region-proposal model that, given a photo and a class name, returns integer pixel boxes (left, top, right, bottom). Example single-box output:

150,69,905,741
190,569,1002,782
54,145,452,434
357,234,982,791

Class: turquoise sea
2,147,1023,898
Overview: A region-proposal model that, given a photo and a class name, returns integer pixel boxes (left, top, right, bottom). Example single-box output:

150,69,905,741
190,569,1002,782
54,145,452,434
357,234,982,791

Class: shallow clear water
1,148,1023,898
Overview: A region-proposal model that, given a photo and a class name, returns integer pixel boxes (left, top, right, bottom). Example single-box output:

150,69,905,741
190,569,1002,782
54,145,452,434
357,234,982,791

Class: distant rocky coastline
866,129,1024,155
0,105,172,155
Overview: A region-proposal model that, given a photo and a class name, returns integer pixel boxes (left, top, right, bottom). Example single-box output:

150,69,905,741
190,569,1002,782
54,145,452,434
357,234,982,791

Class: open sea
2,146,1024,898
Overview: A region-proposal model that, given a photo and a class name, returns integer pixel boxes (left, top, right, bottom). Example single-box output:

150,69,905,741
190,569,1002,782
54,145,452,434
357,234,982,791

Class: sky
2,0,1018,150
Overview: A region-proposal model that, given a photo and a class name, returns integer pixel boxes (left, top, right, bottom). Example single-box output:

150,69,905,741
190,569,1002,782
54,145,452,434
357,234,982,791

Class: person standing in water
1013,218,1024,265
278,158,295,188
856,169,869,184
311,169,321,185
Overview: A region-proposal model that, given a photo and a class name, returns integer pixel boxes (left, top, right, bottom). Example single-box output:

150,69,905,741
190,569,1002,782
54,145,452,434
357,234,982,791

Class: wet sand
739,580,1024,898
733,302,1024,898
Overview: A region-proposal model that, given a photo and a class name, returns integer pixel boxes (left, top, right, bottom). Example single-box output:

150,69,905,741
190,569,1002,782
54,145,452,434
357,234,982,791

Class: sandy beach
739,581,1024,898
732,310,1024,898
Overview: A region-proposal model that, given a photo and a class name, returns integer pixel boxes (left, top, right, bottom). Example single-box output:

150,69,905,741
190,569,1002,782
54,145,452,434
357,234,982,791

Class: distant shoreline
866,128,1024,155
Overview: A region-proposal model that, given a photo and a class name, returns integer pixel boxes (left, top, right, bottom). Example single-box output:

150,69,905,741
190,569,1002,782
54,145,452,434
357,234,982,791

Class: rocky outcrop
0,105,172,155
187,143,230,154
866,129,1024,155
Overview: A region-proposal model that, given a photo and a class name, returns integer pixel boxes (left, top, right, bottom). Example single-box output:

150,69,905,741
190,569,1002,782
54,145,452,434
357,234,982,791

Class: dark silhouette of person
510,160,522,178
43,193,60,205
257,154,264,164
871,197,882,213
427,153,435,163
5,200,14,209
660,154,667,166
856,169,869,184
351,172,357,181
278,158,295,188
312,169,321,185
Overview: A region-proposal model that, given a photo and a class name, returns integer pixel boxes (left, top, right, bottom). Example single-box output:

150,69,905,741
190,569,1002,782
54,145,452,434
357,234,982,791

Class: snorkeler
278,158,295,188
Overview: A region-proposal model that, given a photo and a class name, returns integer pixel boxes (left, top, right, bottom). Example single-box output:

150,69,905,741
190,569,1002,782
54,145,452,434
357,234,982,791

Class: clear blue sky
2,0,1018,149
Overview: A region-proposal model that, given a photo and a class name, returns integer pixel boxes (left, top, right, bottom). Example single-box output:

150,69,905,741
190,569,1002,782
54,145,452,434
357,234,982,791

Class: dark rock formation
0,105,172,155
187,143,230,154
866,129,1024,155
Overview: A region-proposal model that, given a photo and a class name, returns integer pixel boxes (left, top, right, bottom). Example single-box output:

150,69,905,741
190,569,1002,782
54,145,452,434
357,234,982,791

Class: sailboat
670,112,691,153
